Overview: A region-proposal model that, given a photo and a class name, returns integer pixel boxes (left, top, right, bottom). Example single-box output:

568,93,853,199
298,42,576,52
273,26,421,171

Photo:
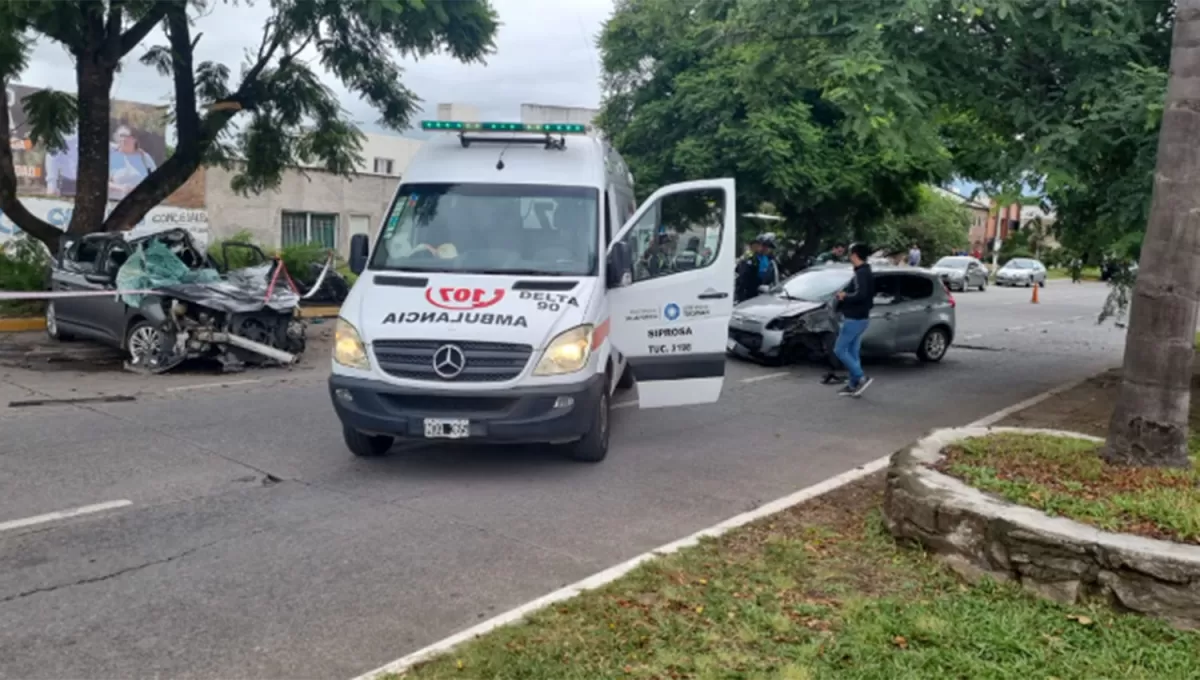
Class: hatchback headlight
334,317,370,370
534,325,593,376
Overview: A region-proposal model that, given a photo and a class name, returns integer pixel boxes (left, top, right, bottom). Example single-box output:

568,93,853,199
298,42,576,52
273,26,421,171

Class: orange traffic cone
1031,284,1039,304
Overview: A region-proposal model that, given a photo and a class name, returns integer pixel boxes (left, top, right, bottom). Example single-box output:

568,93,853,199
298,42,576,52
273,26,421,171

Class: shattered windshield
369,182,600,276
780,268,852,301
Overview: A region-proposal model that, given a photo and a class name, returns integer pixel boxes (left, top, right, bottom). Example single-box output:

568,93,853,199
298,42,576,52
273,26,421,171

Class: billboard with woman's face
5,83,167,202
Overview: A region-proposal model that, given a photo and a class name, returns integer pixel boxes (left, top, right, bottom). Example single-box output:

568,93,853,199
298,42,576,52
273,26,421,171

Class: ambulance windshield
370,183,600,277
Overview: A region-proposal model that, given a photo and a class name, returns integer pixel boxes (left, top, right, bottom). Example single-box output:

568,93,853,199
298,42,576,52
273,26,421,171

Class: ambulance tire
343,426,394,457
568,376,611,463
616,362,635,389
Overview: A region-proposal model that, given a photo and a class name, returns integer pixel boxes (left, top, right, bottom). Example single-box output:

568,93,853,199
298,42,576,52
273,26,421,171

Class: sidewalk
365,374,1200,679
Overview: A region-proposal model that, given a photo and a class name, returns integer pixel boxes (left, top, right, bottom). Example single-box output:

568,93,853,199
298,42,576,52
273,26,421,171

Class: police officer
734,236,764,303
642,233,671,277
758,234,781,291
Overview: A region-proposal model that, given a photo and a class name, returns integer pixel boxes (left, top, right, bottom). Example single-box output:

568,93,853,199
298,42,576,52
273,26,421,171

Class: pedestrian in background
834,243,875,397
908,243,922,267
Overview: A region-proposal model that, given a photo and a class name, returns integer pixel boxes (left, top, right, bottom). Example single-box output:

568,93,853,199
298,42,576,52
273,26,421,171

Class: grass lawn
1047,266,1101,281
939,433,1200,544
393,478,1200,680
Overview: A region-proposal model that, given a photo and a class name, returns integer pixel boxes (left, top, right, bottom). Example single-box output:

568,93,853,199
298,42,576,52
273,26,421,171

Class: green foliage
821,0,1169,264
595,0,951,253
0,236,49,291
0,236,50,316
206,231,356,287
206,230,262,271
867,186,969,260
1,0,498,248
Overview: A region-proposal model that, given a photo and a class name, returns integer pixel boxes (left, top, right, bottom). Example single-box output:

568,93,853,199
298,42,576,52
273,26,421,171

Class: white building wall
520,103,598,126
436,103,481,122
358,133,423,177
204,165,397,256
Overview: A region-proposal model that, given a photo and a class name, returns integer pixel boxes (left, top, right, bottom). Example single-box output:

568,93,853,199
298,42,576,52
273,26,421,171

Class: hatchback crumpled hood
349,273,594,349
733,293,825,322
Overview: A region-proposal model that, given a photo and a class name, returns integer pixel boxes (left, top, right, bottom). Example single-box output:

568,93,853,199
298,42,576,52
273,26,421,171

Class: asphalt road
0,282,1126,679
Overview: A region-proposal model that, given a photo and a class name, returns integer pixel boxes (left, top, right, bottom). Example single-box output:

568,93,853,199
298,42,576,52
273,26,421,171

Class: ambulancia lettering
381,311,528,327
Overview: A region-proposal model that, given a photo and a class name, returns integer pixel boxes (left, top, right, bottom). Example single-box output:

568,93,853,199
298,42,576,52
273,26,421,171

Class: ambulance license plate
424,418,470,439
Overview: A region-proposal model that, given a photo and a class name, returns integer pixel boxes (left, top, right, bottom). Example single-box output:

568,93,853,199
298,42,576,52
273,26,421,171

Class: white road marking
166,379,262,392
0,500,132,534
613,400,638,410
348,374,1101,680
740,371,789,384
962,333,981,341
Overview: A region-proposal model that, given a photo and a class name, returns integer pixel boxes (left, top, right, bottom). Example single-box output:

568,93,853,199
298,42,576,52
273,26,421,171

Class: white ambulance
330,121,735,462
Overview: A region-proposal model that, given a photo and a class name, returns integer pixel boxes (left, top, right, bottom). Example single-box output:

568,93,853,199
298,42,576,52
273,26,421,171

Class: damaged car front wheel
126,321,166,368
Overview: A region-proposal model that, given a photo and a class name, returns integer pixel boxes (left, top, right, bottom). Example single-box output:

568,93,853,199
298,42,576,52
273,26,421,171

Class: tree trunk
1102,1,1200,469
66,59,115,238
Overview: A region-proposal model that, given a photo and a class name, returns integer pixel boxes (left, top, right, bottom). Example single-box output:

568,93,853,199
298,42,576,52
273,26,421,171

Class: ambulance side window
622,188,724,283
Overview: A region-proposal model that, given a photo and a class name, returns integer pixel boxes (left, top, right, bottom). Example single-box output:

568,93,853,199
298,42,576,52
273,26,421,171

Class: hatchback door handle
698,291,728,300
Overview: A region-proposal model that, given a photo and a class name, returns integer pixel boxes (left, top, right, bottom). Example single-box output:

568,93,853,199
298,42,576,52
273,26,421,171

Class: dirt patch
996,369,1121,437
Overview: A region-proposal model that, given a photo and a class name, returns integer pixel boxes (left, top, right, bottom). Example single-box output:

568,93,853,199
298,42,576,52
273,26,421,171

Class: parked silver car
930,256,989,291
995,257,1047,287
727,264,957,365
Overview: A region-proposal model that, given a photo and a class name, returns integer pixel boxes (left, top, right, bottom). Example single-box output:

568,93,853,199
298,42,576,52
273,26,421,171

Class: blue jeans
834,318,869,386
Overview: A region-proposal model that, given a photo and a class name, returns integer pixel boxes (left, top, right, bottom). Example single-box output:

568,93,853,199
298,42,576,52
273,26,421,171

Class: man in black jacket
833,243,875,397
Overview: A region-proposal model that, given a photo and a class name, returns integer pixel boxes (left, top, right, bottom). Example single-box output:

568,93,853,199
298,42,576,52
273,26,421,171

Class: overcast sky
17,0,614,139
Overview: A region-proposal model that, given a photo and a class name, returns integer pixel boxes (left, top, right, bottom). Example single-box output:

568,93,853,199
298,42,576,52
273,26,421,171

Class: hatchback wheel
126,321,165,368
45,301,73,340
918,327,950,363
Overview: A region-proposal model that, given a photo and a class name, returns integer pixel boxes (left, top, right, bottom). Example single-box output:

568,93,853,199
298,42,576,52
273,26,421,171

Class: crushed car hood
157,264,301,314
732,294,825,322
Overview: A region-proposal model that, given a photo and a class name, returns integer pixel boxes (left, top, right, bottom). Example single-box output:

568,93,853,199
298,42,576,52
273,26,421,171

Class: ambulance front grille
372,339,534,382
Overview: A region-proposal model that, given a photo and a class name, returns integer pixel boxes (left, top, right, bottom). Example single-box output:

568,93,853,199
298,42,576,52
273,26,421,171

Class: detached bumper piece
329,373,605,444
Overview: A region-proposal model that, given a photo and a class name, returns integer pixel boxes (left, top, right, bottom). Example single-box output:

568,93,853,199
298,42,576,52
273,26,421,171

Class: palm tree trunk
1102,0,1200,469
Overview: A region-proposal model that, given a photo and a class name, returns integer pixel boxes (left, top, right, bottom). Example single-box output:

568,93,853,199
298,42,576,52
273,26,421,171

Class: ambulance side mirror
349,234,370,275
606,241,632,289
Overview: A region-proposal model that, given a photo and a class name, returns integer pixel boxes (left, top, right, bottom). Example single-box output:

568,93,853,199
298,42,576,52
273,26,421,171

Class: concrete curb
885,425,1200,629
348,373,1105,680
0,305,340,333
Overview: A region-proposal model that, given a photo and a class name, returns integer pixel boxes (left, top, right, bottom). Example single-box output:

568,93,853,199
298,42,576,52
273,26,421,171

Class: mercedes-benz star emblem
432,344,467,380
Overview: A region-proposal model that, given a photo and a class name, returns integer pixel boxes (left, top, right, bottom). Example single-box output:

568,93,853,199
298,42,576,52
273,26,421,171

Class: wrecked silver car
727,264,957,365
47,228,305,373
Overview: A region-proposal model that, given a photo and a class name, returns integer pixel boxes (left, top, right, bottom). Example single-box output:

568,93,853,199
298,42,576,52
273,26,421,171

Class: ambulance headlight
333,318,370,370
534,325,594,376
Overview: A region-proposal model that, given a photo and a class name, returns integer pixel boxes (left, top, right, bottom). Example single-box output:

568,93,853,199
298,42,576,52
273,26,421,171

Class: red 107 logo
425,287,506,310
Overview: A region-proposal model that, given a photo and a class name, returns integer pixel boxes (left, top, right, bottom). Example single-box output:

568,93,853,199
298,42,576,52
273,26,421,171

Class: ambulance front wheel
344,426,394,457
567,379,611,463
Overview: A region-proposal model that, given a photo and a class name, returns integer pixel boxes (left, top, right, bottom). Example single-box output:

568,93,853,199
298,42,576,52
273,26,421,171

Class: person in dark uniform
734,236,765,303
833,243,875,397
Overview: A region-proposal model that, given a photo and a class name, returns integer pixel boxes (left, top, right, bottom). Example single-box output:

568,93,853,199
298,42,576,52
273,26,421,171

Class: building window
373,157,394,175
281,211,339,249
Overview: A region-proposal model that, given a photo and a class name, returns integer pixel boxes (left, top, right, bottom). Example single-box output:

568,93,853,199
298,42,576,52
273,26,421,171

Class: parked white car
995,258,1047,287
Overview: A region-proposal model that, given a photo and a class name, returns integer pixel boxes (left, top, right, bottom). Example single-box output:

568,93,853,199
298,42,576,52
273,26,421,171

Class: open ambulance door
606,178,736,408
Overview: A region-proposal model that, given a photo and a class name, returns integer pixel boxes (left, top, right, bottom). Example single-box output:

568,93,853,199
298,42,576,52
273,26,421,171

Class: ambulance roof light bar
420,120,589,149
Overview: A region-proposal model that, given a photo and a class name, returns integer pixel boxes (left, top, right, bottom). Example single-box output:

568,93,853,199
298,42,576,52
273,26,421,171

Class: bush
0,236,51,316
207,232,356,288
206,229,265,271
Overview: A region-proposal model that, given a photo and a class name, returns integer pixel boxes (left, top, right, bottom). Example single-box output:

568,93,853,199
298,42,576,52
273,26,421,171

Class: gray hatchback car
727,264,956,365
